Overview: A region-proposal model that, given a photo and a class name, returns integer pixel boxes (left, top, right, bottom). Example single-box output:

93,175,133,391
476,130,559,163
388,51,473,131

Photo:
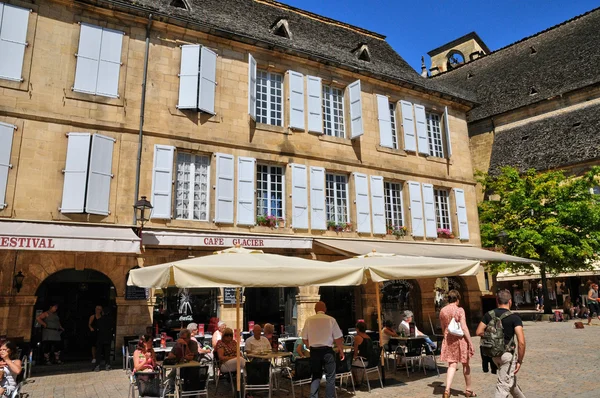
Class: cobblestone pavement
22,320,600,398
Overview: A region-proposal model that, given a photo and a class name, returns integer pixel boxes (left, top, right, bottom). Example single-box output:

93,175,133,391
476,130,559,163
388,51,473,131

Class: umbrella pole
236,287,241,396
375,284,384,366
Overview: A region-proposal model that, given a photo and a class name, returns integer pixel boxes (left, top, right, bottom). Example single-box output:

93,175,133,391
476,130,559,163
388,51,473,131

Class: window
434,189,451,230
389,102,398,149
256,70,283,126
175,153,210,221
256,164,284,218
384,181,403,227
426,112,444,158
325,174,349,223
322,85,345,137
0,3,29,82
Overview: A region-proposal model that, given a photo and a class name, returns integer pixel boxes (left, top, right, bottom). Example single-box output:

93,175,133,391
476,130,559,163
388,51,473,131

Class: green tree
478,166,600,314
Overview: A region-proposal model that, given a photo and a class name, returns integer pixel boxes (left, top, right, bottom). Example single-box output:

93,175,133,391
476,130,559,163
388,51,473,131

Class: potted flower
437,228,455,239
392,225,407,238
277,218,285,228
327,220,337,231
386,222,395,235
257,214,268,227
265,215,277,228
343,222,353,232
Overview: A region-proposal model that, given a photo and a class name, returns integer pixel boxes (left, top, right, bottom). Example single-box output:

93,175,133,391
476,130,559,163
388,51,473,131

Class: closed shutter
348,80,364,139
401,100,417,152
0,122,16,209
454,188,469,240
307,76,323,133
73,24,102,95
370,175,386,235
422,183,437,238
444,106,453,158
85,134,115,215
236,156,256,226
310,166,326,230
414,104,429,155
0,4,29,81
376,95,393,148
248,53,257,120
214,153,235,223
291,164,308,229
96,27,123,98
407,181,424,237
288,71,305,130
177,44,200,110
198,46,217,114
354,173,371,233
60,133,91,213
151,145,175,219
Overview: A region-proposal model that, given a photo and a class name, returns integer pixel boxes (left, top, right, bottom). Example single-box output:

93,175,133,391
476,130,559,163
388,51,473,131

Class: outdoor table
246,352,292,391
161,360,203,397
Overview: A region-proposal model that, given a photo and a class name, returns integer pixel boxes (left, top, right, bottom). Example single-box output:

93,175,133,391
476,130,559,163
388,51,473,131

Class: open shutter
199,46,217,114
248,53,257,120
422,183,437,238
214,153,235,223
414,104,429,155
85,134,115,215
354,173,371,233
407,181,424,237
177,44,200,110
73,24,102,95
0,4,29,81
454,188,469,240
401,100,417,152
288,71,305,130
307,76,322,133
376,95,393,148
151,145,174,219
310,166,326,230
0,122,16,209
444,106,453,158
348,80,364,139
291,164,308,229
96,27,123,98
236,156,256,226
60,133,91,213
370,175,386,235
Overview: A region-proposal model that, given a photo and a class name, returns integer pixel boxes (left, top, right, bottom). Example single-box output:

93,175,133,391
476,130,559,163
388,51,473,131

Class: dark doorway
319,286,357,335
244,288,284,331
380,279,422,331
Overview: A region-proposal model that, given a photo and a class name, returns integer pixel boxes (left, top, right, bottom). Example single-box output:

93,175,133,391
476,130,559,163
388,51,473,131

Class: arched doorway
380,279,422,330
433,276,470,330
319,286,357,334
33,269,116,362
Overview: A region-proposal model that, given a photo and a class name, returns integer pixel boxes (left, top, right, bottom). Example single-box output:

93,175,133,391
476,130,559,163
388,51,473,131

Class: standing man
476,290,526,398
302,301,345,398
586,283,600,325
93,305,114,371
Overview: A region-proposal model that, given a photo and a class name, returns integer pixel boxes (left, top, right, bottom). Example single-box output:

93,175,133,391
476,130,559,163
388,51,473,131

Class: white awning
142,230,312,249
497,265,600,282
0,221,140,253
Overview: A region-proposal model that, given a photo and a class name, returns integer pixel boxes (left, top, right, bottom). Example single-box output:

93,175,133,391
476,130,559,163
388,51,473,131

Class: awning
142,230,312,249
497,265,600,282
314,238,536,264
0,221,140,253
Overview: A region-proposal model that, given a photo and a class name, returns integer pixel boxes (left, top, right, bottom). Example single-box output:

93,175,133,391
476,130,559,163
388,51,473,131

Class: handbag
448,309,464,337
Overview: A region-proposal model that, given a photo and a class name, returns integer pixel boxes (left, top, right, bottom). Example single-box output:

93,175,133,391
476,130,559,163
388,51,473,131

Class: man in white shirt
245,324,271,354
399,310,436,351
302,301,344,398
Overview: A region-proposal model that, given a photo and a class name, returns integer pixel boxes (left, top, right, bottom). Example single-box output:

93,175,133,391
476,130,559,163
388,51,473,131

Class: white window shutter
177,44,200,110
422,183,437,238
199,46,217,114
0,122,16,210
0,4,29,82
96,27,123,98
310,166,326,230
291,164,309,229
248,53,257,120
236,156,256,226
73,24,102,95
370,175,386,235
151,145,174,219
214,153,235,223
85,134,115,215
414,104,429,155
348,80,364,139
354,173,371,233
454,188,469,240
444,106,453,158
401,100,417,152
288,71,305,130
307,75,323,133
376,95,393,148
60,133,91,213
407,181,424,237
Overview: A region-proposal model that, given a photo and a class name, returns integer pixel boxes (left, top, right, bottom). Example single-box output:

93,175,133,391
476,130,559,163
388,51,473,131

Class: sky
282,0,600,72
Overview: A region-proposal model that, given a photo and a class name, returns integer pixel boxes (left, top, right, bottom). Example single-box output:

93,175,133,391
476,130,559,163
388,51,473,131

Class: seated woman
352,321,373,366
187,323,212,361
563,296,575,319
292,336,309,362
212,321,226,347
215,328,246,373
133,335,157,372
380,320,398,351
0,340,23,398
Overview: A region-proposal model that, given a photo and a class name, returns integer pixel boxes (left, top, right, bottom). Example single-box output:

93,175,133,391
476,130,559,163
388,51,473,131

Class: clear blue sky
282,0,600,72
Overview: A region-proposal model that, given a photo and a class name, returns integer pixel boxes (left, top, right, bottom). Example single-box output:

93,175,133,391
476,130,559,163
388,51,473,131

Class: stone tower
427,32,490,76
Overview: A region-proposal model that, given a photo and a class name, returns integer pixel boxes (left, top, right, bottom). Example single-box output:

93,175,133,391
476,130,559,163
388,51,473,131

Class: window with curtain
325,173,349,223
175,153,210,221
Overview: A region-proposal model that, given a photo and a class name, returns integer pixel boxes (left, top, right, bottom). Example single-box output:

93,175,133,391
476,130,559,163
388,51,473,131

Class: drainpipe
133,14,153,225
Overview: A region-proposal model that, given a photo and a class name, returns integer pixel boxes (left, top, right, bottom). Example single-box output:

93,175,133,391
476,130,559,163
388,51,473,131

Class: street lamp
133,196,153,241
13,271,25,293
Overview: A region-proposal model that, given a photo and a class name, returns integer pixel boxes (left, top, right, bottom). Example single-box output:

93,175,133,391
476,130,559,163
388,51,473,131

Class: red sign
0,236,56,249
203,237,265,247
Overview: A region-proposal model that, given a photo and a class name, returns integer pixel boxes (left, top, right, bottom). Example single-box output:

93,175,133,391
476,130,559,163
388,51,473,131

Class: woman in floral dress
439,290,476,397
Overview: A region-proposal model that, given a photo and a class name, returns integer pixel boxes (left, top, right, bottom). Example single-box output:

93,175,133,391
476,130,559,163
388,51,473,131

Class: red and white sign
0,236,56,249
142,231,312,249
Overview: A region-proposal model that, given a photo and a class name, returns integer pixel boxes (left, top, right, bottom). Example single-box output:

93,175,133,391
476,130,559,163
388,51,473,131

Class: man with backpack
476,290,526,398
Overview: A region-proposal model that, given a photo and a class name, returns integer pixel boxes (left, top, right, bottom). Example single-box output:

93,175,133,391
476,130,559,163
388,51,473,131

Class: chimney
420,56,428,77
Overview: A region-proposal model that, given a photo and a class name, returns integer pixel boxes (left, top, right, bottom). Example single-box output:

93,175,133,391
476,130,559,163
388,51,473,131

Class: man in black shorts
587,283,600,325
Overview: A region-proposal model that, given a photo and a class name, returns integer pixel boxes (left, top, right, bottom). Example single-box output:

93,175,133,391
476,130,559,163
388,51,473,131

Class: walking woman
89,305,103,364
439,290,476,398
36,303,64,365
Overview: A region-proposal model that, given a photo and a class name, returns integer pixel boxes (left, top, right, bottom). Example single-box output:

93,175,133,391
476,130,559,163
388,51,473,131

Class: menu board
223,288,237,304
125,285,149,300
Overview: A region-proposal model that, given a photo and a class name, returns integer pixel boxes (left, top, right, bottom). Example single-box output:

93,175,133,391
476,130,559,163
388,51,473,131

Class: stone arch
446,50,465,69
380,279,422,329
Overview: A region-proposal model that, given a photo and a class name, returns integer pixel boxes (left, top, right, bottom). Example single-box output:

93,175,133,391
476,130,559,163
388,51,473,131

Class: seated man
399,310,436,352
166,329,195,363
245,324,271,354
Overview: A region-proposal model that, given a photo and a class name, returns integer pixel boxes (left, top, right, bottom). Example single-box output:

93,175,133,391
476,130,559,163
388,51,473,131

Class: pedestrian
0,340,22,397
88,305,103,364
439,290,476,398
93,305,114,371
301,301,345,398
586,283,600,325
36,303,64,365
476,289,526,398
535,284,544,312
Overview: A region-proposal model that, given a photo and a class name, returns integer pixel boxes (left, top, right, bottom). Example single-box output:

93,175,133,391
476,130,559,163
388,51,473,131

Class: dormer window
355,44,371,62
271,18,291,39
170,0,189,10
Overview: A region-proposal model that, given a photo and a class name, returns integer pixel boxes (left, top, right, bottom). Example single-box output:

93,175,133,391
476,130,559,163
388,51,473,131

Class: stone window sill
317,134,353,146
254,122,288,134
65,89,124,107
425,155,453,165
376,145,408,157
168,107,221,123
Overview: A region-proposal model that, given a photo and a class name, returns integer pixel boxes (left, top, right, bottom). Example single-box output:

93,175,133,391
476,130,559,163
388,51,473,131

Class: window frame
384,181,404,228
255,69,283,126
426,112,444,158
174,152,211,222
256,163,286,222
433,188,451,231
322,84,345,138
325,173,350,224
389,102,399,150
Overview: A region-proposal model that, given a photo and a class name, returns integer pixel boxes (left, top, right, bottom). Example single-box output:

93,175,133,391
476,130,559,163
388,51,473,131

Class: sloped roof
489,102,600,174
432,7,600,122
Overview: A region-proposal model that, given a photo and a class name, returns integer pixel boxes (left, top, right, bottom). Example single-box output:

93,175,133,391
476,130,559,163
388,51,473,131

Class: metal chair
213,350,238,397
344,334,355,346
396,338,425,377
334,353,355,397
133,371,165,398
10,382,22,398
180,365,209,398
284,357,312,398
423,335,443,377
383,339,400,371
352,346,384,393
244,360,272,398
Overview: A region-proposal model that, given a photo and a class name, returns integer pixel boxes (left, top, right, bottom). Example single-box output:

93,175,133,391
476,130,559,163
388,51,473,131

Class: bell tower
427,32,490,76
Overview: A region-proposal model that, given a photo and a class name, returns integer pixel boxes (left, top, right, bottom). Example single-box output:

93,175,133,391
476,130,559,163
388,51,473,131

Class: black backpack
480,310,516,358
